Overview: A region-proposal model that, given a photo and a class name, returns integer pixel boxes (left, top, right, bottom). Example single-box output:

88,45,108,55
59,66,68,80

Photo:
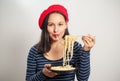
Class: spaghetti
51,35,77,71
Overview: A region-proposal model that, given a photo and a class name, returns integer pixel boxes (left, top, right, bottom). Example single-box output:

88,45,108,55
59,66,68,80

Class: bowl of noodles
50,65,75,72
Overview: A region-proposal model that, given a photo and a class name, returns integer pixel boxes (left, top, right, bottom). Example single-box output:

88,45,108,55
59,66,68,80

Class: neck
44,38,65,60
51,38,64,46
48,38,64,54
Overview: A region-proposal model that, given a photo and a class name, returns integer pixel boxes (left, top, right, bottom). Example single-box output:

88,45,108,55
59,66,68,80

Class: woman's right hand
42,64,58,78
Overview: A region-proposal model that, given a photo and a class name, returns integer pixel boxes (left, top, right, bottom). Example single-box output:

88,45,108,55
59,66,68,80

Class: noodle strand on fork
51,35,77,71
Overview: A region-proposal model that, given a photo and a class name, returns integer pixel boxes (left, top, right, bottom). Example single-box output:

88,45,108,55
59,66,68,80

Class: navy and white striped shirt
26,42,90,81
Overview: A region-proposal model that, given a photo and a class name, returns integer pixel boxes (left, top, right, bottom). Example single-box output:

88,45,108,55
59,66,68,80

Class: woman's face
47,13,67,41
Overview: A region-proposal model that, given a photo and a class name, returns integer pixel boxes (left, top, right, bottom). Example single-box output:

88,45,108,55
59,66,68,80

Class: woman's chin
53,38,59,41
51,37,60,42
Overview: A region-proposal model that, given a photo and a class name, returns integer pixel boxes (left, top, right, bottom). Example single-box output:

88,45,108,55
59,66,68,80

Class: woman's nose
54,26,58,32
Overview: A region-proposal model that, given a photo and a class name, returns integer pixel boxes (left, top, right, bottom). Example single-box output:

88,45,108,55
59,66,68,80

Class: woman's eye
48,23,53,26
59,23,63,26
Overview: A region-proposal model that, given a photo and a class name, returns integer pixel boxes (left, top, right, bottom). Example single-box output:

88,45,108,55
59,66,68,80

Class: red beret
38,4,69,29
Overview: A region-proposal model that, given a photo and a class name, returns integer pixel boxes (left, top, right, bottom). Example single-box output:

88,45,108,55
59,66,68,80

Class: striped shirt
26,42,90,81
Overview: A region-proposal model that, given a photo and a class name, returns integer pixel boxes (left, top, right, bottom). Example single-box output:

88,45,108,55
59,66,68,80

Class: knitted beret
38,4,69,29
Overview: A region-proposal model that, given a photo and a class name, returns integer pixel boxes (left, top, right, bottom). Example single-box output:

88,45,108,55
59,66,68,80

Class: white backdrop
0,0,120,81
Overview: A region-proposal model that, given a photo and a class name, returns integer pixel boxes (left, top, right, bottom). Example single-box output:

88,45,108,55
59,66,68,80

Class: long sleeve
74,42,90,81
26,46,46,81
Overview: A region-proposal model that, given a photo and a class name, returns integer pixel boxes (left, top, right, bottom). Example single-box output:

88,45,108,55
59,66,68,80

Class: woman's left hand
82,34,95,51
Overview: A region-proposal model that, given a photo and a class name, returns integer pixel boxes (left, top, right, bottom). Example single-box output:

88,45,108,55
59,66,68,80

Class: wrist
82,46,91,51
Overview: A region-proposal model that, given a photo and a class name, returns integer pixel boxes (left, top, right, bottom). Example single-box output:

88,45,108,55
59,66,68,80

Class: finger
82,36,88,45
44,65,58,74
82,37,94,48
44,64,51,68
46,68,58,77
82,36,92,43
88,34,95,42
92,36,96,43
83,38,91,46
50,72,58,75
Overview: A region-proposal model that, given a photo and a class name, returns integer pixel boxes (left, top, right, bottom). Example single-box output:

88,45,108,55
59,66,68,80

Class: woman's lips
52,34,59,38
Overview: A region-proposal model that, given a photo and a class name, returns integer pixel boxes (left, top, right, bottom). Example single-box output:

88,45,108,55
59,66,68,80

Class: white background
0,0,120,81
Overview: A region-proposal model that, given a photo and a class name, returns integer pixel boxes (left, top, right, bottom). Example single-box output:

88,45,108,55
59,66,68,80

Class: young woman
26,4,95,81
